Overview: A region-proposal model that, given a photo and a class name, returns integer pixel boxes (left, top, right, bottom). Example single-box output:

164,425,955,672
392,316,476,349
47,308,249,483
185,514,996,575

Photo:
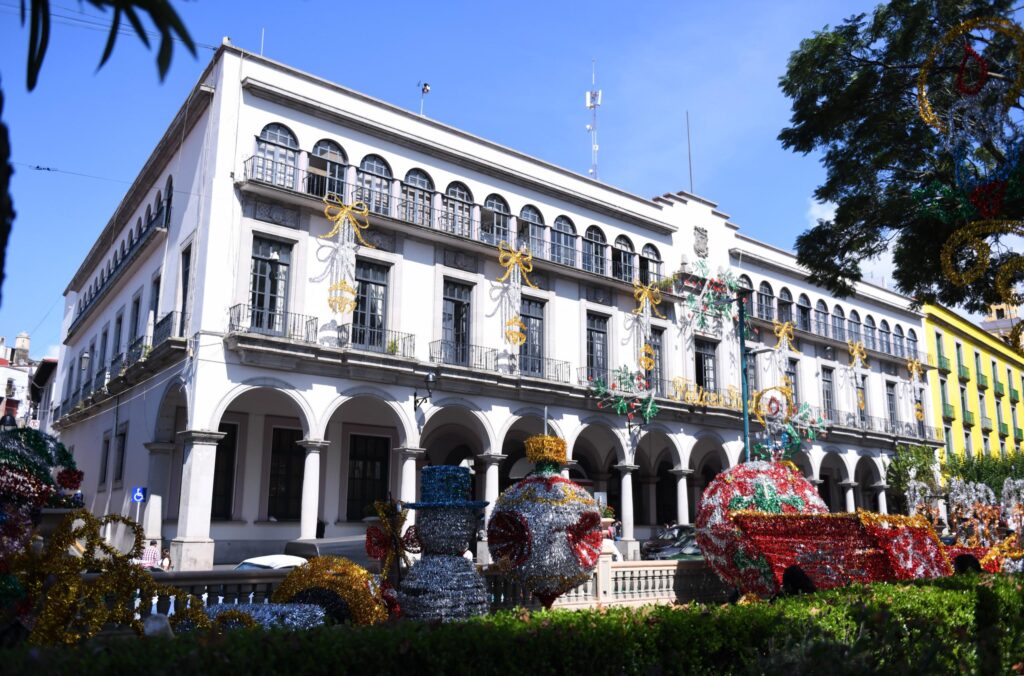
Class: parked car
641,525,695,559
283,536,368,563
646,533,704,561
234,554,307,571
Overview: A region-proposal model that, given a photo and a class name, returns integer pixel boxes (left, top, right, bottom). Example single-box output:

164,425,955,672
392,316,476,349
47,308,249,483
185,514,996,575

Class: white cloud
805,199,836,229
45,344,61,360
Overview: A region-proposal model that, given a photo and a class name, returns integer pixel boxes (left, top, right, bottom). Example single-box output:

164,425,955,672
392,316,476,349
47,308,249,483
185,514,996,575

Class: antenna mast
585,60,602,179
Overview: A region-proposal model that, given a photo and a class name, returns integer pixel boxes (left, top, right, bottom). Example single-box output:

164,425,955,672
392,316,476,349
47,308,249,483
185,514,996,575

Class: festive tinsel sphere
272,556,387,626
487,435,603,608
695,461,828,597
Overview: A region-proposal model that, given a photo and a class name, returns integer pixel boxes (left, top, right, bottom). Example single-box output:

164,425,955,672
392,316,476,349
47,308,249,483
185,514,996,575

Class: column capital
396,446,426,459
177,429,225,446
871,482,890,492
807,478,824,485
144,441,175,455
613,463,639,475
298,439,329,453
839,480,858,489
476,453,507,466
669,468,694,477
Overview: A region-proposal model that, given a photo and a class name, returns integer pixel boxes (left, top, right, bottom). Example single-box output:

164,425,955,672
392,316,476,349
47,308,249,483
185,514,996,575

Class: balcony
942,403,955,421
228,304,318,343
338,324,415,360
981,416,993,432
1012,388,1021,404
958,364,971,381
153,311,189,347
978,373,989,390
66,202,170,340
109,352,125,379
1017,428,1023,442
584,370,745,411
125,335,149,367
995,381,1005,397
517,354,572,384
964,410,976,426
93,367,107,393
937,355,951,373
999,422,1009,437
429,340,500,373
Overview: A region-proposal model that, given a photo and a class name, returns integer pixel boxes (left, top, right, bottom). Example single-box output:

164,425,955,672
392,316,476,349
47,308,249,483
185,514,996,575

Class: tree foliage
886,443,939,514
943,450,1024,495
779,0,1023,312
0,1,195,307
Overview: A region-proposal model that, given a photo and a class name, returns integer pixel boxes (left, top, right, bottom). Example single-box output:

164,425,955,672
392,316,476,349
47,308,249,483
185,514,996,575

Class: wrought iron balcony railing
995,381,1005,397
981,416,994,432
153,311,188,347
1012,388,1021,404
942,403,955,420
429,340,500,372
937,356,951,372
338,324,415,359
516,354,572,384
978,373,989,390
958,364,971,381
963,410,976,426
228,304,319,343
999,422,1009,437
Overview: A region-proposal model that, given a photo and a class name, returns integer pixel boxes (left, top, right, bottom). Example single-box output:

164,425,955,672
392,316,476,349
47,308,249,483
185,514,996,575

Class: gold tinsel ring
940,220,1024,289
213,609,259,631
524,434,566,465
917,16,1024,133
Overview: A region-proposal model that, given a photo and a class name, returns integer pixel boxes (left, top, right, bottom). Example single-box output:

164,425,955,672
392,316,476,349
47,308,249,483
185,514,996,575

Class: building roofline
925,303,1024,365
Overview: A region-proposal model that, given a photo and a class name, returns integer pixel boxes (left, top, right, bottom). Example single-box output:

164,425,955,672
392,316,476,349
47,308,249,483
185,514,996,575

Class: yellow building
924,304,1024,460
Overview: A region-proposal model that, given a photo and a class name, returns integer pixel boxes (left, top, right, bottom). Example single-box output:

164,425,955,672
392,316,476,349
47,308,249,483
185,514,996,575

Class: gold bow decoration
915,402,926,422
638,344,656,371
327,280,358,314
772,321,800,353
322,193,375,248
848,340,868,367
364,500,420,576
505,316,527,346
907,358,924,381
496,241,539,289
632,281,668,319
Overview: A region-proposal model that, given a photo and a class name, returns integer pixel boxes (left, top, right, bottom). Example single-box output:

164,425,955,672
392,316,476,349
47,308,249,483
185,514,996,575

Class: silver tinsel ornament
398,465,489,622
487,435,603,608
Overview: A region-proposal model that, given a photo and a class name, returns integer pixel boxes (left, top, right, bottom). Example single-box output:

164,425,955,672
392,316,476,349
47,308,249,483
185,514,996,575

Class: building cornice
64,82,215,294
240,77,677,235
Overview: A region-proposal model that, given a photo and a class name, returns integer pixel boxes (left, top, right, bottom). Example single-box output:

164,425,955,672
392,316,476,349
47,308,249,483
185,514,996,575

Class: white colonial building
51,42,941,570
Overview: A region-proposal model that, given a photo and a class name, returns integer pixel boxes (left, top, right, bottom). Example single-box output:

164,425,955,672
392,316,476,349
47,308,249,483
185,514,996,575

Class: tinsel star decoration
586,366,659,425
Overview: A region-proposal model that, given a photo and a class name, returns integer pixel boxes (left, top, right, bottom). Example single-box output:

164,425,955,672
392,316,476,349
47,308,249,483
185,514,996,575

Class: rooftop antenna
260,28,265,56
585,60,602,180
418,81,430,116
686,111,694,193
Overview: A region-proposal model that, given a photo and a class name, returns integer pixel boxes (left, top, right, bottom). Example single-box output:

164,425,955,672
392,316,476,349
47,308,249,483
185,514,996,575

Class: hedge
5,575,1023,675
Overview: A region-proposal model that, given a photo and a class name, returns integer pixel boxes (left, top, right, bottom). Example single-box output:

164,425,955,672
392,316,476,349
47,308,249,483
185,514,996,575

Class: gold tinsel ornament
272,555,387,625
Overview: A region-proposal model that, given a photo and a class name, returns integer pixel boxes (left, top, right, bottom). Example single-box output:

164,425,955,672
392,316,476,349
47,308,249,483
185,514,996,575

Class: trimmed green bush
4,575,1023,675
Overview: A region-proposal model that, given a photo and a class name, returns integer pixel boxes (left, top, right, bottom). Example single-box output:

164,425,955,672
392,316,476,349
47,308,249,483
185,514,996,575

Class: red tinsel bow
57,468,84,491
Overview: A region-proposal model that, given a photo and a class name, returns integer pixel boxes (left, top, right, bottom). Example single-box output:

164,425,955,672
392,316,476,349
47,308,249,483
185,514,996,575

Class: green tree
943,451,1024,496
779,0,1023,314
886,443,939,514
0,0,195,307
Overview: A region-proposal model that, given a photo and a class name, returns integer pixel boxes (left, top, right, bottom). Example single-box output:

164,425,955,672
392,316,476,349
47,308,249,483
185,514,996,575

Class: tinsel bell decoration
398,465,489,621
486,434,603,608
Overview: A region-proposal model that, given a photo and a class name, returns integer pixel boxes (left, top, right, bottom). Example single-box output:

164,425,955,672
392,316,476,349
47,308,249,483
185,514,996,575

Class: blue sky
0,0,879,358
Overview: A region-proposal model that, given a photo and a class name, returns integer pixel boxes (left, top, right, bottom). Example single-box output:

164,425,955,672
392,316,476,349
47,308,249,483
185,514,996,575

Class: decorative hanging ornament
496,241,538,288
487,435,603,608
322,194,375,248
327,280,358,315
504,316,527,347
364,500,420,579
772,321,799,353
907,358,924,382
632,280,668,320
638,343,656,372
847,340,868,367
915,402,926,422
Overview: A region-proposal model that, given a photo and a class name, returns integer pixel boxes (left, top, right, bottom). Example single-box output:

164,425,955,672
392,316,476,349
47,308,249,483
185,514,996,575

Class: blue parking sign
131,486,148,503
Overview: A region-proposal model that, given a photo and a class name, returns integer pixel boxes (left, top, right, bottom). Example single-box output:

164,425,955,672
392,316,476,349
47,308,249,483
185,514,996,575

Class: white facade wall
53,44,936,569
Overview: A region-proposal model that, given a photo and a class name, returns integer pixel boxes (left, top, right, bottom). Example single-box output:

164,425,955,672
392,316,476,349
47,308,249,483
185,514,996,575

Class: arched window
145,205,152,229
757,282,775,321
552,216,577,267
796,294,811,331
401,168,434,227
778,288,793,324
639,244,662,284
442,182,474,237
848,310,862,343
907,328,918,357
356,154,392,215
481,194,510,245
518,205,546,259
814,300,830,337
864,315,877,350
832,305,846,341
165,175,174,213
893,325,905,357
154,190,162,219
612,235,635,282
879,320,892,354
309,139,347,197
583,226,607,275
254,123,299,188
738,275,754,315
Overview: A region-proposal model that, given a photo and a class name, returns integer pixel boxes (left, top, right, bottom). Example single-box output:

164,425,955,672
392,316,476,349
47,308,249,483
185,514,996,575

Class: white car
234,554,307,571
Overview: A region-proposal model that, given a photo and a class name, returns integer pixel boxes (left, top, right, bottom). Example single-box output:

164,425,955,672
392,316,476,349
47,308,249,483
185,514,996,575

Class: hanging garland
671,259,740,333
586,367,659,426
312,193,375,319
